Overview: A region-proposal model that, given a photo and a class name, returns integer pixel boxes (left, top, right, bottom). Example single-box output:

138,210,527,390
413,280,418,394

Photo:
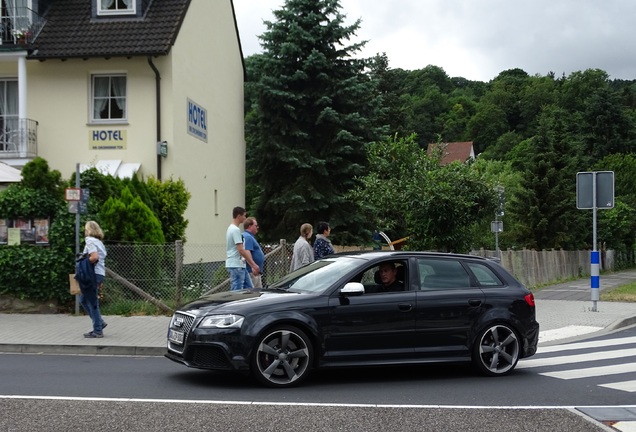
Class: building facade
0,0,246,245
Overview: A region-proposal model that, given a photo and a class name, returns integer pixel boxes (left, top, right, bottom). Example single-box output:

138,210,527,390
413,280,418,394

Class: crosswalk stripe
540,362,636,379
599,380,636,393
538,336,636,354
517,347,636,369
539,326,602,343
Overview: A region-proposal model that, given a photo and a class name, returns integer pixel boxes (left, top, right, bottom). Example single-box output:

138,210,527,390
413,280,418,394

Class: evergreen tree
509,106,586,249
246,0,385,243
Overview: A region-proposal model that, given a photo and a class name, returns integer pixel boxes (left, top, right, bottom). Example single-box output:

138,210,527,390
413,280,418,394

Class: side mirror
340,282,365,296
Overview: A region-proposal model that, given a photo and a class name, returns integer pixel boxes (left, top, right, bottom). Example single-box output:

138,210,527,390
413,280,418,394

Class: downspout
147,56,162,180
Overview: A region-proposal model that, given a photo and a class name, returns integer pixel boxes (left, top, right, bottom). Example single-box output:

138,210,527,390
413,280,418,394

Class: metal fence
101,240,298,315
97,241,618,316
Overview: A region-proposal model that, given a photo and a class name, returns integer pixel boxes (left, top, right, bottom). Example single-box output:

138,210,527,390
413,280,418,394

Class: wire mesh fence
97,241,619,316
100,240,301,315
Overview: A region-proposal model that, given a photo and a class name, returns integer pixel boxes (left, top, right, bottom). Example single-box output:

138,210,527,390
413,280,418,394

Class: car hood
179,289,308,315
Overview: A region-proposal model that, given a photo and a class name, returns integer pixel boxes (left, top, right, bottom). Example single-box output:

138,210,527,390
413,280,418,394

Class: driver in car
378,262,404,292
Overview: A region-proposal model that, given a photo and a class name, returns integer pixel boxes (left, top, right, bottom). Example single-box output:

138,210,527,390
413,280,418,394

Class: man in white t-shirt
226,206,260,290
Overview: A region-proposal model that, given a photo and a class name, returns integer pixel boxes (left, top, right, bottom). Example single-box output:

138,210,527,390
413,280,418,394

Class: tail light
524,293,535,307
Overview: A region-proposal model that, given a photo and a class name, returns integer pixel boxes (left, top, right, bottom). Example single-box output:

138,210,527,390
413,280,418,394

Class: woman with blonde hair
290,223,314,272
80,220,107,338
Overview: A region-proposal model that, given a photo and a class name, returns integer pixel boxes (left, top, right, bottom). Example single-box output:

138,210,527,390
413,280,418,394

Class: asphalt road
2,327,635,431
0,399,609,432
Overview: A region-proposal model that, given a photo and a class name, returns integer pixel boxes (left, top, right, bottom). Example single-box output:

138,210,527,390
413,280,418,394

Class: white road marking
599,380,636,393
539,325,602,343
538,336,636,354
541,362,636,380
517,348,636,369
0,395,634,411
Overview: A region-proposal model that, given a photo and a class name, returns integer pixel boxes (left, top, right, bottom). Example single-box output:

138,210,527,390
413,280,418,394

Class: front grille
172,312,195,334
192,345,232,369
168,311,196,354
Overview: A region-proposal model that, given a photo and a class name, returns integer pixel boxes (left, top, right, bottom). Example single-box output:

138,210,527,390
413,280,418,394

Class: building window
98,0,135,15
0,79,18,140
91,74,127,122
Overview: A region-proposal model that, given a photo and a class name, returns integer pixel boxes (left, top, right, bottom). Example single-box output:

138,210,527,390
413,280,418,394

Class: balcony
0,7,45,48
0,118,38,159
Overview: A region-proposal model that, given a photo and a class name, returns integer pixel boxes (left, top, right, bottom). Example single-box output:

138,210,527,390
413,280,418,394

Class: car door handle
398,303,413,311
468,299,482,306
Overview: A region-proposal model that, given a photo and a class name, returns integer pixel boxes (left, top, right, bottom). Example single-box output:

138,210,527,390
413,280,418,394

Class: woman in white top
290,223,314,272
81,221,107,338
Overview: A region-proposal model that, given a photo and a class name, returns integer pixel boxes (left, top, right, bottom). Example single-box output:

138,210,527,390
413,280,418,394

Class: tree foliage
245,0,385,243
100,186,165,244
241,6,636,253
349,134,497,252
0,158,189,306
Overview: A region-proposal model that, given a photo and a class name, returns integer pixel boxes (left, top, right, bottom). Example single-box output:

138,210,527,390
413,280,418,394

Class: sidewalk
1,270,636,356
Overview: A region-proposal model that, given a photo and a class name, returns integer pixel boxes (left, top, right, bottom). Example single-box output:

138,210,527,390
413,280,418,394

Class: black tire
251,325,313,388
472,323,520,376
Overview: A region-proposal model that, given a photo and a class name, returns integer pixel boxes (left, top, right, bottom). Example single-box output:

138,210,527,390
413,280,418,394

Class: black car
165,251,539,387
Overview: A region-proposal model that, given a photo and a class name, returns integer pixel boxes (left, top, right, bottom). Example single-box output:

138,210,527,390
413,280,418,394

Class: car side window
418,258,471,290
466,262,504,286
358,260,407,294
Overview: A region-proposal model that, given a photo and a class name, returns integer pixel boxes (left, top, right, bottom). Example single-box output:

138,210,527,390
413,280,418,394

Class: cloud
233,0,636,82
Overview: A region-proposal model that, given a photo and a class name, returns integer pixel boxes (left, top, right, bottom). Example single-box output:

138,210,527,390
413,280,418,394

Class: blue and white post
591,173,599,312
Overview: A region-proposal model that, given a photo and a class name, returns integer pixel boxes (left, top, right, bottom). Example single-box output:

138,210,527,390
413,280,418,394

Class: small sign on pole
65,188,81,201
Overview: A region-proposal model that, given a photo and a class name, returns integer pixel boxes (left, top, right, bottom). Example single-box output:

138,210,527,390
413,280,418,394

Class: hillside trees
242,18,636,252
245,0,385,242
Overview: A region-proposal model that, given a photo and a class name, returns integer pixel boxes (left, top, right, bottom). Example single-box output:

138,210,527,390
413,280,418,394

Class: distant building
427,141,475,165
0,0,246,245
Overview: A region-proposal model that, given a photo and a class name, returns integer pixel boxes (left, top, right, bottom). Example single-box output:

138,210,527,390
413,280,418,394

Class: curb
0,344,166,356
607,315,636,332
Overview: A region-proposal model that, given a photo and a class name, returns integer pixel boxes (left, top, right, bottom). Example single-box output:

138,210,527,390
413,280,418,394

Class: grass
601,281,636,302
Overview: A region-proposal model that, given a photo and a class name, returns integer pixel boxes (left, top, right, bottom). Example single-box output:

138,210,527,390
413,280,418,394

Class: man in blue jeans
225,206,260,290
242,217,265,288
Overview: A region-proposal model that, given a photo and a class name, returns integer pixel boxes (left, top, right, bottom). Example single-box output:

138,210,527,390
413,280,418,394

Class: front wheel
251,325,313,388
472,323,520,376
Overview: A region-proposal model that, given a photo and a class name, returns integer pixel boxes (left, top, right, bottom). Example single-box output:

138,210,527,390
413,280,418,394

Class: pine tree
510,106,586,249
247,0,385,243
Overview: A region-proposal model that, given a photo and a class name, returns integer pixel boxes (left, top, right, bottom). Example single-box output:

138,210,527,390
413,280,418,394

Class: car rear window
417,258,471,290
466,262,504,286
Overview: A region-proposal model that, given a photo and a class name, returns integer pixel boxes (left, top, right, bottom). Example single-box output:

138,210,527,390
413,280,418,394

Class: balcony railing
0,118,38,159
0,7,45,47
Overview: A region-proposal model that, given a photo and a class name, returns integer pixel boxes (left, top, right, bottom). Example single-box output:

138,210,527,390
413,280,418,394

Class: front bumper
166,312,251,371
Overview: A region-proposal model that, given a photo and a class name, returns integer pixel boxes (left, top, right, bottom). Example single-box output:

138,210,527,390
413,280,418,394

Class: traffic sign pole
577,171,614,312
591,173,599,311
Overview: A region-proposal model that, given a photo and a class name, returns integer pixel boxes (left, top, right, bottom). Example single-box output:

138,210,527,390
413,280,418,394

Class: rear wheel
251,325,313,388
472,323,520,376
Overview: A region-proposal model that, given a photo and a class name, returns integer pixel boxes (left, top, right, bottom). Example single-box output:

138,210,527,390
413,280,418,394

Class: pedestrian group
225,206,335,290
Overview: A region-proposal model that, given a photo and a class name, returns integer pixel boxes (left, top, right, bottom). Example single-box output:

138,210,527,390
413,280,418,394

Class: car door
414,258,485,359
322,260,416,364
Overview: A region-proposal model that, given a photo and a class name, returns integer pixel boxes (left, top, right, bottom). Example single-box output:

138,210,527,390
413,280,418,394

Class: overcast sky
233,0,636,82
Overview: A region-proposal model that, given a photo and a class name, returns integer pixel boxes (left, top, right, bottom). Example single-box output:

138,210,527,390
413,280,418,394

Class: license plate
168,329,184,345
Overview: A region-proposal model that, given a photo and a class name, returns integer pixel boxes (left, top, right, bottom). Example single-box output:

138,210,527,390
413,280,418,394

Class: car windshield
269,257,363,294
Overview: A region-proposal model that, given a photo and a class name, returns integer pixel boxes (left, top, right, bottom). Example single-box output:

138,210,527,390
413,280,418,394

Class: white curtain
122,0,133,7
111,76,126,113
101,0,115,9
0,80,18,139
93,77,110,120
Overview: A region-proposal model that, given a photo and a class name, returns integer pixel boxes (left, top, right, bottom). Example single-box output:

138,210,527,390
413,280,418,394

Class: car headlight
198,314,244,329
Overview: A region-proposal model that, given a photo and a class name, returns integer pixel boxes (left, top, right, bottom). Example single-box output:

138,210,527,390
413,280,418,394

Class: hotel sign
89,129,127,150
187,98,208,143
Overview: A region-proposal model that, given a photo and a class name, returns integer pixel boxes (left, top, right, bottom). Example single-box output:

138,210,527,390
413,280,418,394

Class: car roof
329,250,489,261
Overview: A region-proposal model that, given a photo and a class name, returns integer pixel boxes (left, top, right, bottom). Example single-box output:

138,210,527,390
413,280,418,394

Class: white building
0,0,246,245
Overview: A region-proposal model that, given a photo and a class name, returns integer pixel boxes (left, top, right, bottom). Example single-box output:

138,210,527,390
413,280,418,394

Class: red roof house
427,142,475,165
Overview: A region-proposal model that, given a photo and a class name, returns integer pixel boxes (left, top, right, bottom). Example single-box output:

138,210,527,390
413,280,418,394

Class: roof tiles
29,0,190,60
